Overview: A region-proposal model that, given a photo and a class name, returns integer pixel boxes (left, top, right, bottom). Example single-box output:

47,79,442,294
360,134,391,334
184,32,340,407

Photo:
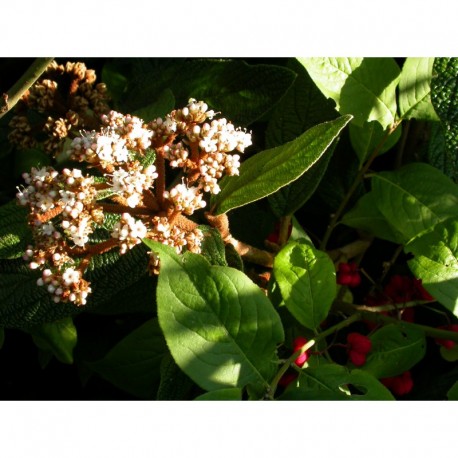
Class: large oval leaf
363,324,426,378
299,57,400,129
280,364,394,400
273,240,336,330
406,219,458,316
371,163,458,243
145,241,284,393
87,318,168,399
212,115,352,215
398,57,439,121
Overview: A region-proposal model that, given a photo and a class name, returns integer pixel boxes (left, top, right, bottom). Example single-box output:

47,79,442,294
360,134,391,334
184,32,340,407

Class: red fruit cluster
346,332,372,366
435,324,458,350
367,275,433,306
381,371,413,396
293,336,310,367
337,262,361,288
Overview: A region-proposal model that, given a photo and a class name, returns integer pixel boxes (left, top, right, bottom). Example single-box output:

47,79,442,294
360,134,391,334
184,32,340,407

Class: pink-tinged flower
435,324,458,350
381,371,413,396
293,336,309,367
337,262,361,288
346,332,372,367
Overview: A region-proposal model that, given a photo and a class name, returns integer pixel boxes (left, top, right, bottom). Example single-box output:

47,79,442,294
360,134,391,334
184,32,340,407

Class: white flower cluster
150,98,252,195
149,216,203,254
68,128,130,165
111,213,148,254
36,266,92,306
163,183,206,215
17,99,250,308
110,163,158,208
101,111,153,152
17,167,100,249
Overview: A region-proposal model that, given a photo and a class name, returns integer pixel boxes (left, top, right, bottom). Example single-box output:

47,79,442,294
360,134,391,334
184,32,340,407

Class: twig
0,58,54,119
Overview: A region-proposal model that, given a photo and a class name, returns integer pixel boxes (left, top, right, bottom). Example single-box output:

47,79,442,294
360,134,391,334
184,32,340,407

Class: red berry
347,332,372,354
348,350,367,366
278,371,298,388
412,278,434,301
337,272,354,286
435,324,458,349
348,273,361,288
381,371,413,396
338,262,352,274
401,307,415,323
293,336,309,367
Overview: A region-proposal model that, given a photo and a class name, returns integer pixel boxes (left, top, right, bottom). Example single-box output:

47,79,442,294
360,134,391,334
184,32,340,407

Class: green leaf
156,353,197,400
87,318,168,399
371,163,458,243
198,226,228,267
273,240,336,330
133,89,175,122
268,146,336,217
363,324,426,378
0,258,79,328
447,380,458,400
431,58,458,182
265,58,338,149
30,317,77,364
425,122,458,181
101,60,129,102
145,240,284,393
14,148,52,177
398,57,439,121
406,219,458,316
212,115,352,215
349,121,402,166
0,200,33,259
299,57,400,129
125,59,297,126
280,364,394,400
0,243,150,328
341,192,405,244
195,388,242,400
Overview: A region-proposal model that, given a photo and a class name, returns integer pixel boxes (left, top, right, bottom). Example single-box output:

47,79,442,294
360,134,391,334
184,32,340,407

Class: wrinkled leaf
363,324,426,378
431,58,458,182
213,115,352,215
273,240,336,330
133,88,175,122
407,219,458,316
146,241,284,393
299,57,400,129
125,59,297,126
0,200,33,259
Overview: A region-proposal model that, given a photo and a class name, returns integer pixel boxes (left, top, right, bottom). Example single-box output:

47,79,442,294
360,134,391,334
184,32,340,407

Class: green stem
267,313,361,399
319,121,401,251
0,58,54,118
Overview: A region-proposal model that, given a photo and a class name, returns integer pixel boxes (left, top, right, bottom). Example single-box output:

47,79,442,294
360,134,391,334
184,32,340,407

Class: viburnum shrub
0,57,458,400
